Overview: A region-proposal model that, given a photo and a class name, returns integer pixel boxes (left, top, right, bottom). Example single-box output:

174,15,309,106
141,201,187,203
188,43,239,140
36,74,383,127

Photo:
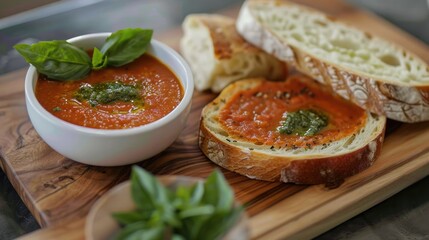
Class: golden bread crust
199,76,386,184
236,0,429,122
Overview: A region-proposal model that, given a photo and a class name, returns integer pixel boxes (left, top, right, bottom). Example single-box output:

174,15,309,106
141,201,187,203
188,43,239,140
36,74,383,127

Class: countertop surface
0,0,428,239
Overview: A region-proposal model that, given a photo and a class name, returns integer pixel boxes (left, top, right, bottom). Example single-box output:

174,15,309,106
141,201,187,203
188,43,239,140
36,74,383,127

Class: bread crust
199,77,386,185
200,121,384,184
236,0,429,122
195,14,264,60
180,14,287,92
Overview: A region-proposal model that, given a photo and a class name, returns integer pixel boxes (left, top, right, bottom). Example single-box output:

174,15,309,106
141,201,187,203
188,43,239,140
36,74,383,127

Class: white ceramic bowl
24,33,194,166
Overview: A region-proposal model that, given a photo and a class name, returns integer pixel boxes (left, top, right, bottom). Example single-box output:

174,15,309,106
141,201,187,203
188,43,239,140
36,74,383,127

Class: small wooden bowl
85,175,249,240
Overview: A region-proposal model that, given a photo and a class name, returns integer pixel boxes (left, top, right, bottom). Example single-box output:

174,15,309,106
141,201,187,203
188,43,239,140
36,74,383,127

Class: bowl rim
24,32,194,136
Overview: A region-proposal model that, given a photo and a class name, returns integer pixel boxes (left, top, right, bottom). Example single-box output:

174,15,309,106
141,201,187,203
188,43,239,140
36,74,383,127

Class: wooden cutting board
1,0,428,239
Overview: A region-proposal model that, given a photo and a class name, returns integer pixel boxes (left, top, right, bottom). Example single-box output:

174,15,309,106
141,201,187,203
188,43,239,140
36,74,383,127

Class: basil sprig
14,40,91,81
91,47,107,70
13,28,153,81
112,166,243,240
101,28,153,67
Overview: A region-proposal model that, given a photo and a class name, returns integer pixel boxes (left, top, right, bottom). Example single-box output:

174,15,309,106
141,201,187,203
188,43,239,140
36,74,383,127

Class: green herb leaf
114,221,165,240
196,206,243,240
14,40,91,81
179,216,207,240
101,28,153,67
174,185,191,209
171,234,186,240
115,167,242,240
91,47,107,70
189,181,204,206
112,211,150,225
179,205,215,219
278,109,328,136
131,166,179,228
202,169,234,212
131,166,169,210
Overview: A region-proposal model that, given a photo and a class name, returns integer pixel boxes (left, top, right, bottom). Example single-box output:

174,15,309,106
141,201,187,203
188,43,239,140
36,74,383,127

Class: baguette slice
236,0,429,122
199,76,386,184
180,14,287,93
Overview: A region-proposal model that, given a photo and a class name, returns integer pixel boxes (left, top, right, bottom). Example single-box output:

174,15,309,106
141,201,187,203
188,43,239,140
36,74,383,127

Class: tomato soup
219,77,367,148
35,54,183,129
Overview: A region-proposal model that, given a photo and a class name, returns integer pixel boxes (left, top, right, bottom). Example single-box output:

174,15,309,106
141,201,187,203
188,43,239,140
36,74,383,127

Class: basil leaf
118,167,241,240
202,169,234,212
112,211,150,225
189,181,204,206
92,47,107,70
101,28,153,67
133,167,163,203
196,207,243,240
160,202,181,229
131,166,179,228
14,40,91,81
179,205,215,219
175,181,204,210
172,234,186,240
179,216,207,240
114,222,165,240
174,185,191,209
131,167,156,211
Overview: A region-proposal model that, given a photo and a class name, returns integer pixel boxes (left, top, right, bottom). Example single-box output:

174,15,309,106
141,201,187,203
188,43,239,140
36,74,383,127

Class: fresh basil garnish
112,166,243,240
202,168,234,212
14,40,91,81
91,47,107,70
14,28,153,81
130,165,179,228
101,28,153,67
114,222,166,240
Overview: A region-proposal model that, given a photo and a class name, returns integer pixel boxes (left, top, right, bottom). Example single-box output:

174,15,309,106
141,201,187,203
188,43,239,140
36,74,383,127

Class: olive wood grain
2,0,428,239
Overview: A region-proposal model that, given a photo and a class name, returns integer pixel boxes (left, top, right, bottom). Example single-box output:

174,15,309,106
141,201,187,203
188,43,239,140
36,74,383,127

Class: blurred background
0,0,428,239
1,0,429,75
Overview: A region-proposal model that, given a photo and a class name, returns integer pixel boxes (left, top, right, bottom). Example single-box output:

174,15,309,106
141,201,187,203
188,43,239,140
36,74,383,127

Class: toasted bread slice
236,0,429,122
199,76,386,184
180,14,287,93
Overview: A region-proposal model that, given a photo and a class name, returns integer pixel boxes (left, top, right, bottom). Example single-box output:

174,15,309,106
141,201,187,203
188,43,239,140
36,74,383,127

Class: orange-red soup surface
219,78,367,148
35,54,183,129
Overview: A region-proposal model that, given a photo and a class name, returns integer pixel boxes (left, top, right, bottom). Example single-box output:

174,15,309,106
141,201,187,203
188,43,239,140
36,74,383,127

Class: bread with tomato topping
235,0,429,122
199,76,386,185
180,14,287,93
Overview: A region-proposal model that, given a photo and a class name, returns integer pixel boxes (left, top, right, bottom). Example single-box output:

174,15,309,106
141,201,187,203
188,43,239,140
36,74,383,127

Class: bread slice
199,76,386,184
180,14,287,93
236,0,429,122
